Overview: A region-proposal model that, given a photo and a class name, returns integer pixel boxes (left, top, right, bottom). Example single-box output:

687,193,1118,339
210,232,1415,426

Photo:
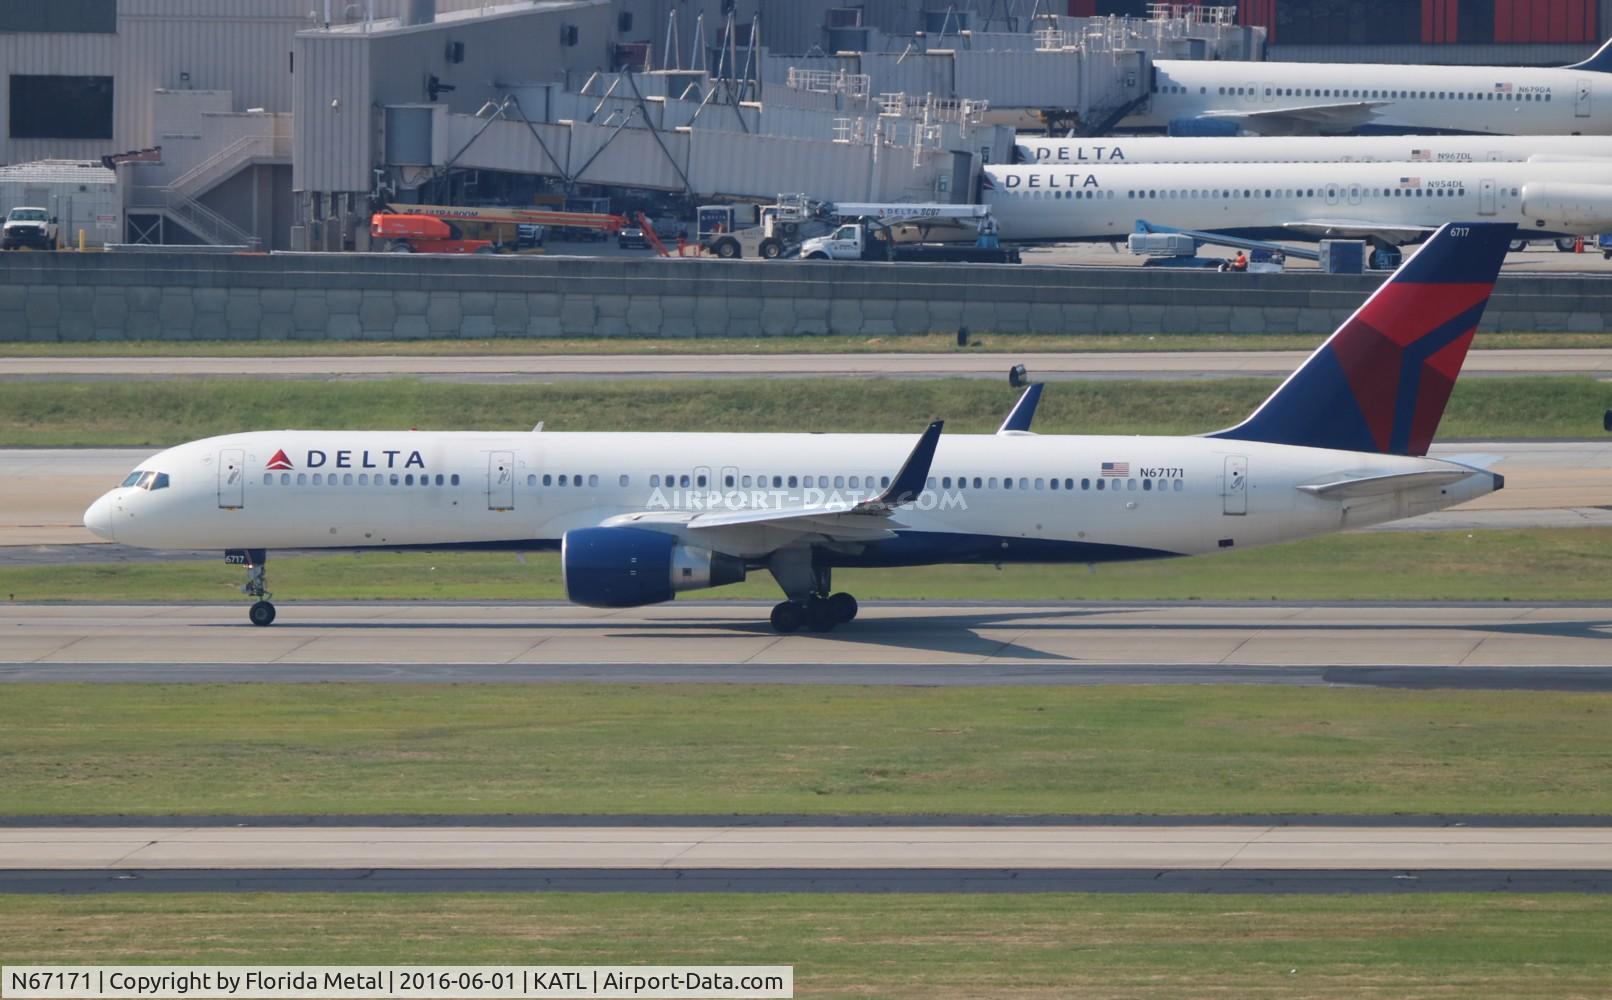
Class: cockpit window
122,471,170,491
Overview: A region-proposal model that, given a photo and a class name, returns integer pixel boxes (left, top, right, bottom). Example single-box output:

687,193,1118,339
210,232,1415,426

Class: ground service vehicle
699,195,826,259
800,220,1021,263
371,214,495,254
1,207,58,250
371,205,626,254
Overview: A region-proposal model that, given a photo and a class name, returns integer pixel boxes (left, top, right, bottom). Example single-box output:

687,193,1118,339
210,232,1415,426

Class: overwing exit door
218,448,244,509
488,451,514,510
1223,456,1248,516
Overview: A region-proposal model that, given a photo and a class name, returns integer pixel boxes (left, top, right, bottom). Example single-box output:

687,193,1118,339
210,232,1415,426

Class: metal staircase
125,132,291,248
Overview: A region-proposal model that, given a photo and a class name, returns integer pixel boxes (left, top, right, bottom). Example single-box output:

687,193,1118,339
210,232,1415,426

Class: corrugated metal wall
292,33,373,192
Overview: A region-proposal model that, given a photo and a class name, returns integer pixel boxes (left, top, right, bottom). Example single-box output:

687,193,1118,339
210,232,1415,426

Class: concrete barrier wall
2,252,1609,342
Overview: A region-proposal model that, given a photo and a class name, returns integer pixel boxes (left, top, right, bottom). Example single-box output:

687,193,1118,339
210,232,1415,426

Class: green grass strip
4,894,1612,998
1,376,1608,446
5,684,1612,815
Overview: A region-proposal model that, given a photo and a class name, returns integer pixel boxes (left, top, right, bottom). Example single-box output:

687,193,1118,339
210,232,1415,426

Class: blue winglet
876,421,944,507
998,383,1044,434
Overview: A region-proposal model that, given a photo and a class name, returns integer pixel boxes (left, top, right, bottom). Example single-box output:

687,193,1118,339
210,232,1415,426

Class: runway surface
5,441,1609,548
6,868,1605,894
2,825,1607,894
9,824,1611,869
3,603,1611,685
5,348,1611,382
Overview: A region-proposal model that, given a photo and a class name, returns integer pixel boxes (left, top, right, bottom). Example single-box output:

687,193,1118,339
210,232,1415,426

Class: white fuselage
1015,134,1612,166
87,430,1498,567
1131,60,1611,135
982,159,1612,243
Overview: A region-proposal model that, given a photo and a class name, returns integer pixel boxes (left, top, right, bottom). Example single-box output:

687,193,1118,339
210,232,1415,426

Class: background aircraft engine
1520,183,1612,232
561,526,746,608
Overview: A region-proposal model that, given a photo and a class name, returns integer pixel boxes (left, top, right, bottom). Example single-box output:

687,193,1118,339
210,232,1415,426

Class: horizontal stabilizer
1284,220,1434,243
1298,468,1474,499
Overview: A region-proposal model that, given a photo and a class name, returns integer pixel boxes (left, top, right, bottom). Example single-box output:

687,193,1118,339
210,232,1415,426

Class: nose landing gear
227,548,275,626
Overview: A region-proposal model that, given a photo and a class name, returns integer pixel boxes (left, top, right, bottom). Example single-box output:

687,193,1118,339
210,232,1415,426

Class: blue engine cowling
561,526,746,608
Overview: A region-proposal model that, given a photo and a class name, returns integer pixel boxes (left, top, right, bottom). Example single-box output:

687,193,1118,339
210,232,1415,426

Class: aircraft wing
1298,468,1475,500
1283,219,1435,244
600,421,943,546
1197,101,1389,137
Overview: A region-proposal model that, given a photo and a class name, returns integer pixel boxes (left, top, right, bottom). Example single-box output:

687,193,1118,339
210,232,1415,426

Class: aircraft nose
83,494,115,542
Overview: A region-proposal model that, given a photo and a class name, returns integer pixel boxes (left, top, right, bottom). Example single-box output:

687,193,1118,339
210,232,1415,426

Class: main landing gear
228,548,276,626
766,549,858,633
769,592,858,634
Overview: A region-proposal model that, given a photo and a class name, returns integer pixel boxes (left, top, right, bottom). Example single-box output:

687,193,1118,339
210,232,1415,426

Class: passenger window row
263,472,461,487
930,475,1184,493
1165,84,1553,103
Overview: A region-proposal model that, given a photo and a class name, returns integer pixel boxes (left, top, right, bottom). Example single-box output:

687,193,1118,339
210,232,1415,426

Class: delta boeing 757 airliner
85,223,1513,633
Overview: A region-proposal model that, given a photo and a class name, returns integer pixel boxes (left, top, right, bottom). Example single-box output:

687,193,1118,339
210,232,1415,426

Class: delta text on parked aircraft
981,160,1612,247
1126,38,1612,136
85,223,1513,633
1015,134,1612,165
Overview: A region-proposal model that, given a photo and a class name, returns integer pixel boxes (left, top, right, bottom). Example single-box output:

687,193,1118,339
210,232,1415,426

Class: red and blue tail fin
1568,37,1612,73
1209,222,1514,457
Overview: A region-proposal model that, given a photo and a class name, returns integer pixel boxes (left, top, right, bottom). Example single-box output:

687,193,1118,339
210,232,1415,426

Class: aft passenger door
488,451,514,511
1577,78,1592,118
1479,179,1498,216
218,448,244,510
1222,455,1247,516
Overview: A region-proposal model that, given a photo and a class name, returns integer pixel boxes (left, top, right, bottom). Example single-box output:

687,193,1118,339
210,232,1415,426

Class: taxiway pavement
3,824,1608,894
6,824,1608,870
3,603,1611,686
5,348,1611,382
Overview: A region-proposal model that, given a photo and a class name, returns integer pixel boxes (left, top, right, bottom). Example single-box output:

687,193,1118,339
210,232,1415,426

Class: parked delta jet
982,160,1612,247
1015,134,1612,165
1130,39,1612,136
85,224,1512,633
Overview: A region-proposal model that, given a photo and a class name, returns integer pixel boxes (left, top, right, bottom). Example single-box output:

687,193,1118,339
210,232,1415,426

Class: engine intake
561,526,746,608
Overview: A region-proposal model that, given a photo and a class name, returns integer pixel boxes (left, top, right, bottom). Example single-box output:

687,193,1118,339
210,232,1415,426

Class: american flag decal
1101,462,1129,477
1495,82,1513,93
1399,176,1421,188
1410,149,1430,161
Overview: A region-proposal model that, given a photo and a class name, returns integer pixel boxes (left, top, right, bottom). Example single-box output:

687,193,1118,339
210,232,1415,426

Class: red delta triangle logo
265,449,294,471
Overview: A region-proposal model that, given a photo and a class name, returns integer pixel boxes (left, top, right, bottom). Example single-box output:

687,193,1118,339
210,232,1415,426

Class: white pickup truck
1,207,58,250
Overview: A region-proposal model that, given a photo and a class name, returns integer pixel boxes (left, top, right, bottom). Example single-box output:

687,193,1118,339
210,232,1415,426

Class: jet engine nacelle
1520,182,1612,232
561,526,746,608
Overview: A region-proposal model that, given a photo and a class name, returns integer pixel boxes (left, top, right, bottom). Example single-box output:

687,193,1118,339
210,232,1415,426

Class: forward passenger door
218,448,244,510
488,451,515,511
